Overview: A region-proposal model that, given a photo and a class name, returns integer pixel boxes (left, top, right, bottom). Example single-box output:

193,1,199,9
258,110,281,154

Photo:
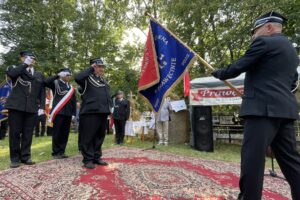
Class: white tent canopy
190,73,245,89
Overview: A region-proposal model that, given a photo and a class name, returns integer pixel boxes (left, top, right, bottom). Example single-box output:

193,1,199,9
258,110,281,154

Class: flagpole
145,12,243,97
142,109,157,151
152,113,157,149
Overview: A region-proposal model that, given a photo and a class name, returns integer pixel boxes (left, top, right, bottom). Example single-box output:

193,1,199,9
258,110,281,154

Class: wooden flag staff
145,12,243,97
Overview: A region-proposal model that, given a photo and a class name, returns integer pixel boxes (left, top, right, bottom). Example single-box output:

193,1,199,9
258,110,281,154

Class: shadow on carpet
0,147,291,200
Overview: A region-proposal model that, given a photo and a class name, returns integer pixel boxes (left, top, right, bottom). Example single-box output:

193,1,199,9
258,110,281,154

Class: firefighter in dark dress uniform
113,91,130,144
75,58,112,169
212,12,300,200
44,68,76,159
5,51,45,168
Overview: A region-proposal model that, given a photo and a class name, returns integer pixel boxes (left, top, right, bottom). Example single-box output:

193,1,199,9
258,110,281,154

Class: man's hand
38,109,45,116
211,70,225,80
24,56,34,66
58,71,70,78
91,64,97,70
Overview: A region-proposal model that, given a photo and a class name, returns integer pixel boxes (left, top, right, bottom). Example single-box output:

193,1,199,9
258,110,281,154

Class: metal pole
152,115,157,149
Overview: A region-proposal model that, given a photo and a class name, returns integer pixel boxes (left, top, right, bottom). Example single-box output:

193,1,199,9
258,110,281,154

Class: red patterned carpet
0,147,291,200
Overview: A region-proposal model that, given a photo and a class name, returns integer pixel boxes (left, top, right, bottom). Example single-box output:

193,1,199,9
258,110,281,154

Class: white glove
58,71,70,78
38,109,44,116
24,56,34,66
72,115,75,120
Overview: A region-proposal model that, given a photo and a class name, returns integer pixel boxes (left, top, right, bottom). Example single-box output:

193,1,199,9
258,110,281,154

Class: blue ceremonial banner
0,80,12,122
139,19,196,112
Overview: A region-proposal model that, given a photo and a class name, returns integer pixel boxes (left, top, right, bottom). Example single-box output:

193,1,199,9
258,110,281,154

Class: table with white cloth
124,120,155,142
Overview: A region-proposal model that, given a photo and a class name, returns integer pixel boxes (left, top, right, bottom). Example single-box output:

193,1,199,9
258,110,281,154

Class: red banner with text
190,86,244,106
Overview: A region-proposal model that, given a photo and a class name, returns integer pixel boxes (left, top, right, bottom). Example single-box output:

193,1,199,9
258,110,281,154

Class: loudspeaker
192,106,214,152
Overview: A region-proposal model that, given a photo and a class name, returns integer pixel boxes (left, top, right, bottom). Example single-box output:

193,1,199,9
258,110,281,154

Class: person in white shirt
156,97,172,145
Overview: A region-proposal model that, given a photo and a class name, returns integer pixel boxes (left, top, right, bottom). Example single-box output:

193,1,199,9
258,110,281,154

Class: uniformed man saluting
75,58,112,169
44,68,76,159
5,51,45,168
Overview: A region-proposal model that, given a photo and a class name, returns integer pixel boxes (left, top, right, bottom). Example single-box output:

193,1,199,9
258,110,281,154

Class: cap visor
94,64,105,67
251,23,266,34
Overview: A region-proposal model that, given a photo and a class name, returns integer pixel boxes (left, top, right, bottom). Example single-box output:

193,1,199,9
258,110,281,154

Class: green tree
0,0,78,75
1,0,299,111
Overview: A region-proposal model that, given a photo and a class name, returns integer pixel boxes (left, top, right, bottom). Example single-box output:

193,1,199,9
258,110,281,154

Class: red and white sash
48,85,75,123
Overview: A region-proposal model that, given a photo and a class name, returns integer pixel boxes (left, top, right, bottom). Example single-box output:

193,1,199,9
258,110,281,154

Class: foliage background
0,0,299,111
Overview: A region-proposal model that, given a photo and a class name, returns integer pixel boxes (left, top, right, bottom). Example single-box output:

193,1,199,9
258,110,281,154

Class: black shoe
53,155,63,159
60,154,69,159
237,194,243,200
10,162,20,168
84,162,95,169
21,159,35,165
94,159,108,166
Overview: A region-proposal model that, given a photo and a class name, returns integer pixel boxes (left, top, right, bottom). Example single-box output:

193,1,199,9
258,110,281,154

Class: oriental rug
0,147,291,199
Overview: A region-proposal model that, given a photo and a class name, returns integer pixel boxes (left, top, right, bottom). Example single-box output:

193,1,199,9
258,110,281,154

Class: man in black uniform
75,58,112,169
212,12,300,199
5,51,45,168
113,90,130,144
45,68,76,159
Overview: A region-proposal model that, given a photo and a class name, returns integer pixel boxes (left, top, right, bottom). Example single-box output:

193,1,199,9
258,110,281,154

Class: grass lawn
0,133,279,171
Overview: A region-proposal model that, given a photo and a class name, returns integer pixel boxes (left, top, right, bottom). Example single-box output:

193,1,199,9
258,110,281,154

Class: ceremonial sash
48,85,75,124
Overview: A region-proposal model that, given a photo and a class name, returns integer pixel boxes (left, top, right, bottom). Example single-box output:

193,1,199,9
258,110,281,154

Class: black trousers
0,120,8,139
238,117,300,200
35,114,46,136
47,126,53,136
52,115,72,156
114,119,126,144
78,122,82,151
78,121,82,151
8,109,36,162
105,119,110,134
79,113,108,164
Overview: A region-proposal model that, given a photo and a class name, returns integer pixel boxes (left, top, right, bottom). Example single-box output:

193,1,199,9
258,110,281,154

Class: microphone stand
142,110,157,151
152,116,157,149
265,152,286,181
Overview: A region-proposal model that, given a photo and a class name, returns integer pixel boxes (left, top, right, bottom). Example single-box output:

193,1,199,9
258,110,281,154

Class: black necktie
28,68,32,75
